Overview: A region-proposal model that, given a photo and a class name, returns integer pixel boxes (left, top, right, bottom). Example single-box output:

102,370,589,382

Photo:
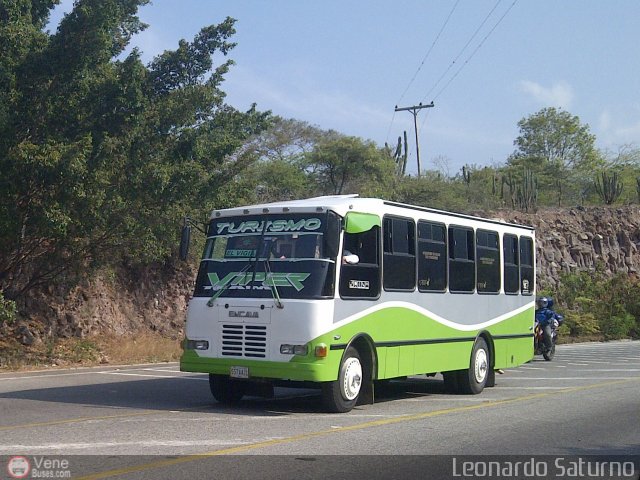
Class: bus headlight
185,339,209,350
280,344,308,355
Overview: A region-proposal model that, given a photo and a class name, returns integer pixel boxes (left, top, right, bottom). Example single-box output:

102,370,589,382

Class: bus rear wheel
209,374,245,404
457,337,490,395
322,347,362,413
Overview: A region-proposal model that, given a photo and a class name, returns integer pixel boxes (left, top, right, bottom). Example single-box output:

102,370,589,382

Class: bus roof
210,195,535,232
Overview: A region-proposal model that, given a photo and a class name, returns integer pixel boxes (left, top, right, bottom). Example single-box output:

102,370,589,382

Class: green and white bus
180,195,535,412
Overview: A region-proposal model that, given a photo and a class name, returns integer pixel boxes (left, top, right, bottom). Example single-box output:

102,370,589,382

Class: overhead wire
420,0,503,105
432,0,519,103
396,0,461,107
385,0,520,174
419,0,518,132
385,0,461,144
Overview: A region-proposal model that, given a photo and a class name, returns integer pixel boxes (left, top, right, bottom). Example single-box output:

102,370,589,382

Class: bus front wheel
322,347,363,413
209,374,245,404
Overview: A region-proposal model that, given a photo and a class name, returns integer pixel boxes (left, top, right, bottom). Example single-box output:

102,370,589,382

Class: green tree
507,107,603,206
250,159,313,203
304,136,395,195
248,117,332,164
602,145,640,204
389,173,468,213
0,1,271,298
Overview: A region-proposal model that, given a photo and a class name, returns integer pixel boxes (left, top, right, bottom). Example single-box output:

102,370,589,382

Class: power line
385,0,460,144
396,0,460,106
419,0,518,134
421,0,503,104
432,0,519,102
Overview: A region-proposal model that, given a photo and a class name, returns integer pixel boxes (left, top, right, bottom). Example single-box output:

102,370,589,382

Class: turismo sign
215,218,322,235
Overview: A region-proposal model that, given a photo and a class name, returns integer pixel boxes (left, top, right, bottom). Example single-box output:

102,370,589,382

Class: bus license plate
230,366,249,379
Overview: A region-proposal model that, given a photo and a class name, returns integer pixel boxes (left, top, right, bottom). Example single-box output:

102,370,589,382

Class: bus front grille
221,324,268,358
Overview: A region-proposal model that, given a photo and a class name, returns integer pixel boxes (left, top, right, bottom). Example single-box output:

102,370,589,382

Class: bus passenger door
339,212,381,299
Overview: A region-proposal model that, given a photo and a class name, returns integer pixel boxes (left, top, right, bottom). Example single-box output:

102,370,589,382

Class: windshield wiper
206,263,252,307
263,258,284,309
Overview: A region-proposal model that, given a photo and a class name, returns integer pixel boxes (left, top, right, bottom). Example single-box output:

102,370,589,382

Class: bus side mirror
324,212,341,259
179,224,191,261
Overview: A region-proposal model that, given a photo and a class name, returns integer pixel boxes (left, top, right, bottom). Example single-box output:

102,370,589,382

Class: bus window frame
448,225,476,294
417,220,447,293
476,228,501,295
519,235,535,296
503,233,520,295
382,215,417,292
339,219,382,301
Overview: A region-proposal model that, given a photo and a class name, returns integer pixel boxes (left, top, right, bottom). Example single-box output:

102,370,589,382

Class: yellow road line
75,377,640,480
0,410,164,432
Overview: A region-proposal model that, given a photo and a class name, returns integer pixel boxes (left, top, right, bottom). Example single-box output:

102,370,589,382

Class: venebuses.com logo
6,456,72,478
6,456,30,479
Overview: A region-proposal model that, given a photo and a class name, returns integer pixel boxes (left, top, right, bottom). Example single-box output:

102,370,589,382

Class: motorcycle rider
535,297,563,354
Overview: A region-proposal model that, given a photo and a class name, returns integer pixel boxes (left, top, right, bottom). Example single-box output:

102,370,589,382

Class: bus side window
448,226,475,293
383,216,416,291
503,234,519,294
519,236,534,295
339,227,381,299
476,229,500,293
418,221,447,292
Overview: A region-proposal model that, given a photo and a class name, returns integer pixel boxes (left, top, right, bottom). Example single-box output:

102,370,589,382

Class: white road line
143,368,183,373
559,360,631,365
500,377,635,380
0,439,248,452
400,397,489,402
496,386,570,390
567,363,590,366
0,365,183,382
96,372,208,381
567,369,640,372
0,371,99,382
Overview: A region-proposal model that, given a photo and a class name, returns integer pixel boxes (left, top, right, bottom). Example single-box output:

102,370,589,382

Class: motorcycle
534,297,563,361
534,318,560,361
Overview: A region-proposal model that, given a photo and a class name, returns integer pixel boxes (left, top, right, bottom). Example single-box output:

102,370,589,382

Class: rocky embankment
502,205,640,290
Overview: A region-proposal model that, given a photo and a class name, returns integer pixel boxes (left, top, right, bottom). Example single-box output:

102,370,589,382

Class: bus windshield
193,213,339,299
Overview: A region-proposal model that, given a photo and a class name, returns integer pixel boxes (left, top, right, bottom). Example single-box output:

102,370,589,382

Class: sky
47,0,640,176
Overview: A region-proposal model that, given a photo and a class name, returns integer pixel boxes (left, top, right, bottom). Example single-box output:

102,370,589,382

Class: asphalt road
0,341,638,479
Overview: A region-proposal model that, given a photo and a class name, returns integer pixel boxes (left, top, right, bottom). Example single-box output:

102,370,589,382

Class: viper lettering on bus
207,272,311,292
215,218,322,235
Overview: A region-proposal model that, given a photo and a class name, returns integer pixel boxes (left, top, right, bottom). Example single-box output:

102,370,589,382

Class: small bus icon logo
7,456,31,479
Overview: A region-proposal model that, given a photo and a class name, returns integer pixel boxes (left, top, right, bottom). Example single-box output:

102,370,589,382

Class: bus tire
322,347,363,413
209,374,245,404
458,337,489,395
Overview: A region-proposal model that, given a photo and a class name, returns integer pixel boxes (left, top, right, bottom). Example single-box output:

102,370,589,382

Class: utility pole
394,101,434,178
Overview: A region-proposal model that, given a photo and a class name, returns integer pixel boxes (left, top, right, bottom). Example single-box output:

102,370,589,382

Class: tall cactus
385,131,409,176
594,171,623,205
635,176,640,203
462,165,471,186
501,173,517,208
515,168,538,213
